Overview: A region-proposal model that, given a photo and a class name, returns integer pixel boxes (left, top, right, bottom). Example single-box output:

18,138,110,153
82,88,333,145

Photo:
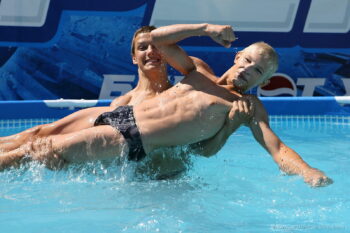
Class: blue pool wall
0,97,349,120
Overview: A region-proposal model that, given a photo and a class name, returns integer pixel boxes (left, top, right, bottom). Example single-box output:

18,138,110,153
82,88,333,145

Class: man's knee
23,137,64,169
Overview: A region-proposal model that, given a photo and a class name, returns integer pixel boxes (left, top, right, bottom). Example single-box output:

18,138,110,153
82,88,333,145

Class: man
0,23,331,187
0,25,186,179
0,26,172,152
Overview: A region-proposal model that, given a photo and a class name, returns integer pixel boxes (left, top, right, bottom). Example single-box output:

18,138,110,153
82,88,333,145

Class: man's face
228,46,272,93
132,32,166,71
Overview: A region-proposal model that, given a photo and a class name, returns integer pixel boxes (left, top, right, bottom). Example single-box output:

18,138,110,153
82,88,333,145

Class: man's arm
247,96,332,187
151,24,236,75
190,97,253,157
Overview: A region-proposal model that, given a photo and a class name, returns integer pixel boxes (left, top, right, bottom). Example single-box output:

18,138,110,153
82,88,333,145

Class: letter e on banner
342,78,350,96
99,74,135,99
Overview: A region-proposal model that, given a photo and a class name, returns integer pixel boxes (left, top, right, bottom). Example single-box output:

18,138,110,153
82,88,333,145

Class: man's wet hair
245,41,279,78
131,25,157,55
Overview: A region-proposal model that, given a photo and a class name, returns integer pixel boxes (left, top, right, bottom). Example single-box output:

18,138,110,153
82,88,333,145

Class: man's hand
228,97,254,124
303,168,333,187
206,24,236,48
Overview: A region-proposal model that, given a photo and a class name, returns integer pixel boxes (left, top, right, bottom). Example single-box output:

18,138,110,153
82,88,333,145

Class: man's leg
51,125,129,163
0,125,129,170
0,106,114,152
0,147,28,170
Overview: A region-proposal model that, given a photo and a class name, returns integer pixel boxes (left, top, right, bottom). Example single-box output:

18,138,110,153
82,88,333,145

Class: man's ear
234,51,242,64
132,55,137,64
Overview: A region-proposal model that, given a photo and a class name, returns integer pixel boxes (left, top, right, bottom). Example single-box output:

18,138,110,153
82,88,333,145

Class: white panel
0,0,50,27
150,0,300,32
304,0,350,33
44,99,98,109
335,96,350,103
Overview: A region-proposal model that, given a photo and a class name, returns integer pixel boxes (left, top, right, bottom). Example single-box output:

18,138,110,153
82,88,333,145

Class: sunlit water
0,117,349,233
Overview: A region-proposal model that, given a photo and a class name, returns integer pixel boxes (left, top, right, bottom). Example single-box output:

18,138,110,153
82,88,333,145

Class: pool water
0,116,349,233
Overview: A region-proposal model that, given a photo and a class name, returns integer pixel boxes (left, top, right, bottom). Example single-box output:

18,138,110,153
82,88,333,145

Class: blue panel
0,100,111,119
0,98,349,120
261,97,350,115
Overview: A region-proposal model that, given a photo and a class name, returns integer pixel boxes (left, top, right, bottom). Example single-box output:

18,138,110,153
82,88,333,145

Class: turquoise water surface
0,116,349,233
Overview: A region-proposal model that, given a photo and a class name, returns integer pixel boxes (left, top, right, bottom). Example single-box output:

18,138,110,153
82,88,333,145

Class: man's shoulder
190,56,215,75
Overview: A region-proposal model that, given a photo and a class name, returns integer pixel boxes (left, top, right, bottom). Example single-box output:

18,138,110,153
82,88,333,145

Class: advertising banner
0,0,349,100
